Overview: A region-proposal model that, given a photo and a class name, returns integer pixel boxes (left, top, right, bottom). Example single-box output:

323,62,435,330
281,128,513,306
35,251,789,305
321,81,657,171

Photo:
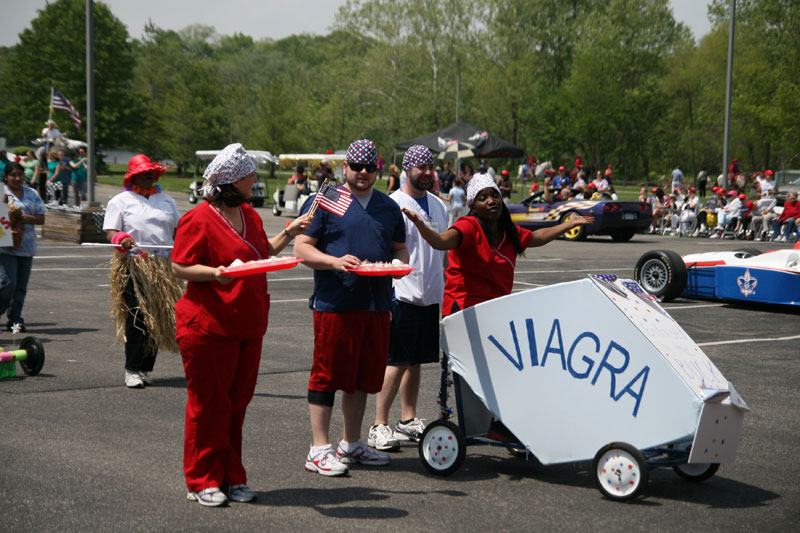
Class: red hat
746,200,754,208
689,187,696,193
673,188,681,193
738,193,746,200
765,169,774,176
558,165,565,171
587,182,595,188
651,187,658,193
733,158,739,162
501,169,510,176
123,154,166,187
711,186,719,192
718,188,726,195
727,190,737,196
530,183,540,191
125,154,166,180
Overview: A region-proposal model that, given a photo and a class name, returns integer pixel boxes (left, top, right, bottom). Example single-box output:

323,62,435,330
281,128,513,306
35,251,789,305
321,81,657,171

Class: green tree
0,0,138,147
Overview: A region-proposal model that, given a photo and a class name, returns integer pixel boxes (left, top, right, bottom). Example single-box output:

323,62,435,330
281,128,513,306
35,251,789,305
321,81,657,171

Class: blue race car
634,246,800,306
508,193,652,241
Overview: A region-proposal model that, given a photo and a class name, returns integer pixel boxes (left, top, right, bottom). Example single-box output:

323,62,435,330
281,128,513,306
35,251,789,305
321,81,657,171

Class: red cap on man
765,169,774,176
558,165,565,172
501,169,510,176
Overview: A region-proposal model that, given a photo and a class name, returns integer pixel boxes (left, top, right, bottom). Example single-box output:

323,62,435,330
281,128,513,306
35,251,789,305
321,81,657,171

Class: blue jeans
0,254,34,326
773,218,797,238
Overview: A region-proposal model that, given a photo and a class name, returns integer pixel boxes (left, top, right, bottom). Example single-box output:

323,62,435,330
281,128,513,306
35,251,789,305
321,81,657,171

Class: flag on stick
51,85,82,130
315,181,352,216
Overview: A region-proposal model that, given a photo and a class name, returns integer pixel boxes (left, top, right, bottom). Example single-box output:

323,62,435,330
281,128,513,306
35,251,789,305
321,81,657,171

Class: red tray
347,265,414,276
221,257,304,277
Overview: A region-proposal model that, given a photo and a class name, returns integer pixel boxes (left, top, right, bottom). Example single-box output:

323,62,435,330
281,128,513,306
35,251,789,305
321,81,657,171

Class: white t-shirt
391,189,448,306
103,190,180,250
41,127,61,143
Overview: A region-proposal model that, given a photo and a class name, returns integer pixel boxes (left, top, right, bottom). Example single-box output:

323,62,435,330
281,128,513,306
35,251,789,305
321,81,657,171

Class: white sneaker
367,424,399,451
337,439,390,466
187,487,228,507
709,232,720,239
227,484,257,503
139,371,152,386
125,370,144,389
395,417,426,441
305,444,349,476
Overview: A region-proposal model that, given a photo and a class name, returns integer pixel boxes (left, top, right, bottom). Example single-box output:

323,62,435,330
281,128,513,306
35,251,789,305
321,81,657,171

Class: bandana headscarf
466,173,501,206
200,143,256,196
402,145,433,171
346,139,378,165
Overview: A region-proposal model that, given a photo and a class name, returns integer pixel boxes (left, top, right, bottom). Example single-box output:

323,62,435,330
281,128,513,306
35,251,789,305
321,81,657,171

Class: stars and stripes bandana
317,182,352,216
402,144,433,171
346,139,378,165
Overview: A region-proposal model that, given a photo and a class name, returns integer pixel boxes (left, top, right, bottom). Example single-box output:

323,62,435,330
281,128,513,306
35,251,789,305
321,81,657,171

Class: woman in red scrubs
401,173,593,316
171,143,311,507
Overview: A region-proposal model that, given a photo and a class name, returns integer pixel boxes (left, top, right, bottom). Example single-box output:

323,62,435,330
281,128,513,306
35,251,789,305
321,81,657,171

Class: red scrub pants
178,330,262,492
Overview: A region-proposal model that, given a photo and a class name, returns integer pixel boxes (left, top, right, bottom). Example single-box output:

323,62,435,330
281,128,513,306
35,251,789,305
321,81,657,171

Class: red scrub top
442,216,533,316
172,202,271,340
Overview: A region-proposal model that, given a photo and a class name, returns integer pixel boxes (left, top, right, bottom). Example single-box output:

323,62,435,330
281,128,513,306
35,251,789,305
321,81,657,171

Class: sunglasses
347,162,378,173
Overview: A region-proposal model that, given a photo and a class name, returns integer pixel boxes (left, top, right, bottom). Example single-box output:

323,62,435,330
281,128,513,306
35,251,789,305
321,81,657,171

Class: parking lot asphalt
1,185,798,531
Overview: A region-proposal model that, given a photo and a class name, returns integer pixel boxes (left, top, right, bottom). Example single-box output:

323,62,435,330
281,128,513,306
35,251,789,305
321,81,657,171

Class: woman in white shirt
440,177,468,227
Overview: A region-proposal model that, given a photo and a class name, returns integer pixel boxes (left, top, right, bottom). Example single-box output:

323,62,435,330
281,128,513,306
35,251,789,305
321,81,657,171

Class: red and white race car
634,243,800,306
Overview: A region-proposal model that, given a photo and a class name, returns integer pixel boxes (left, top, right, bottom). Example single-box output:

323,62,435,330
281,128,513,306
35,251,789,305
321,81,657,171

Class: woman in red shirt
402,174,593,316
171,143,311,507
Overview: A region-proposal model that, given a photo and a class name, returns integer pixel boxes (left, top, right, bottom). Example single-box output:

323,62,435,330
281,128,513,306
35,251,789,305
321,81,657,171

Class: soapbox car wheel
672,462,719,482
593,442,649,501
634,250,687,302
561,212,587,241
418,420,466,476
18,336,45,376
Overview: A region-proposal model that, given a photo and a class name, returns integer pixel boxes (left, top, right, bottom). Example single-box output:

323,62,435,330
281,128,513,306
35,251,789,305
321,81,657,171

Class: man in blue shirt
295,139,409,477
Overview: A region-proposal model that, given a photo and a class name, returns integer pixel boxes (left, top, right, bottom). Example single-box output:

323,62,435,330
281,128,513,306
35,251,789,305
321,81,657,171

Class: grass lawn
98,164,643,204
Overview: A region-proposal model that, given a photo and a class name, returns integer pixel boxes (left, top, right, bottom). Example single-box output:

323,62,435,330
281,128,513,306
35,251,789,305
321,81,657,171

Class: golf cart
189,149,279,207
273,153,346,216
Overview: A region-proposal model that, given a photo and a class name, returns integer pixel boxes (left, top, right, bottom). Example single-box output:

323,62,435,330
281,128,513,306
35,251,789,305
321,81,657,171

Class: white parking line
698,335,800,347
36,255,110,259
516,268,633,274
662,303,724,310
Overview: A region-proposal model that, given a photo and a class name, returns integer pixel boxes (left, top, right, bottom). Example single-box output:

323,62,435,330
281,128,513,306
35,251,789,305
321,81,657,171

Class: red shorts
309,310,390,394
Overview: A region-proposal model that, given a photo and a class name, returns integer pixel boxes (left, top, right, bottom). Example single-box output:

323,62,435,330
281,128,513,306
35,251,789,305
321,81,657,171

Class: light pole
86,0,97,205
721,0,735,185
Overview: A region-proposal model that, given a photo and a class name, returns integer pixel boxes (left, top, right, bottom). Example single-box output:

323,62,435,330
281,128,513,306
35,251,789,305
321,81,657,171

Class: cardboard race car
508,193,652,242
634,244,800,306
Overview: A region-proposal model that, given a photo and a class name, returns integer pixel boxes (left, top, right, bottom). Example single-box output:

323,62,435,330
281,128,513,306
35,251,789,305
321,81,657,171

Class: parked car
507,193,652,241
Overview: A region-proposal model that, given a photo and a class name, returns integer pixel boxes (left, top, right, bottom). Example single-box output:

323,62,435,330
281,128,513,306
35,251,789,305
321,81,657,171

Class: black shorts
388,300,440,366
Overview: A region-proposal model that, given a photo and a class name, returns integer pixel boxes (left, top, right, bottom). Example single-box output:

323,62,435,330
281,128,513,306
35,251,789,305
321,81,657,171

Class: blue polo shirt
301,187,405,312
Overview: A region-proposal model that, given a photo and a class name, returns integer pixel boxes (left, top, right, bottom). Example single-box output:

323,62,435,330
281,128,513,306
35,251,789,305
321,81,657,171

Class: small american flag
51,85,82,130
621,281,659,301
316,183,352,216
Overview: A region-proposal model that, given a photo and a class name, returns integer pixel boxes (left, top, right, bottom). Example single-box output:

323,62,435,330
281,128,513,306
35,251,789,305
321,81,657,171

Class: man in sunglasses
295,139,409,476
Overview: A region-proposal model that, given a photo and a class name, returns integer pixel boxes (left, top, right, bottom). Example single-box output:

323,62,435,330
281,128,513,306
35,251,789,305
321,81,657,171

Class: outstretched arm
401,208,462,250
528,215,594,247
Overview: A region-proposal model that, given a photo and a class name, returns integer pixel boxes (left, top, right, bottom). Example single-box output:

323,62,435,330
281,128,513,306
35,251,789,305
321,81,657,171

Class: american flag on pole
51,85,82,129
316,182,352,216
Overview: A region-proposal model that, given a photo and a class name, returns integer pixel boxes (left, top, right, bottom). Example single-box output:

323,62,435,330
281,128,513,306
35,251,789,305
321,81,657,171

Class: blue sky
2,0,713,47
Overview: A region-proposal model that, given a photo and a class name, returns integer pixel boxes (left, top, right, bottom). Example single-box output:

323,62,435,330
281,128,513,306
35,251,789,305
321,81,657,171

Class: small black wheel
188,192,197,204
251,198,264,208
733,248,762,258
593,442,649,501
610,229,635,242
561,211,587,241
18,336,45,376
634,250,687,302
418,420,466,476
272,204,281,216
672,462,720,482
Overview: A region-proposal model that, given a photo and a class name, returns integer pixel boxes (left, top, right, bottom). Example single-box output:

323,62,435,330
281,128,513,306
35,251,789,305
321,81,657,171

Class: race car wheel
593,442,649,502
561,212,587,241
272,204,281,216
733,248,762,258
634,250,687,302
610,229,635,242
419,420,466,476
672,462,720,482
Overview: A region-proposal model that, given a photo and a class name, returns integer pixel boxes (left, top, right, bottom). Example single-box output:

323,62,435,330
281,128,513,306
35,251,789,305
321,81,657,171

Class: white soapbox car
419,275,750,501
